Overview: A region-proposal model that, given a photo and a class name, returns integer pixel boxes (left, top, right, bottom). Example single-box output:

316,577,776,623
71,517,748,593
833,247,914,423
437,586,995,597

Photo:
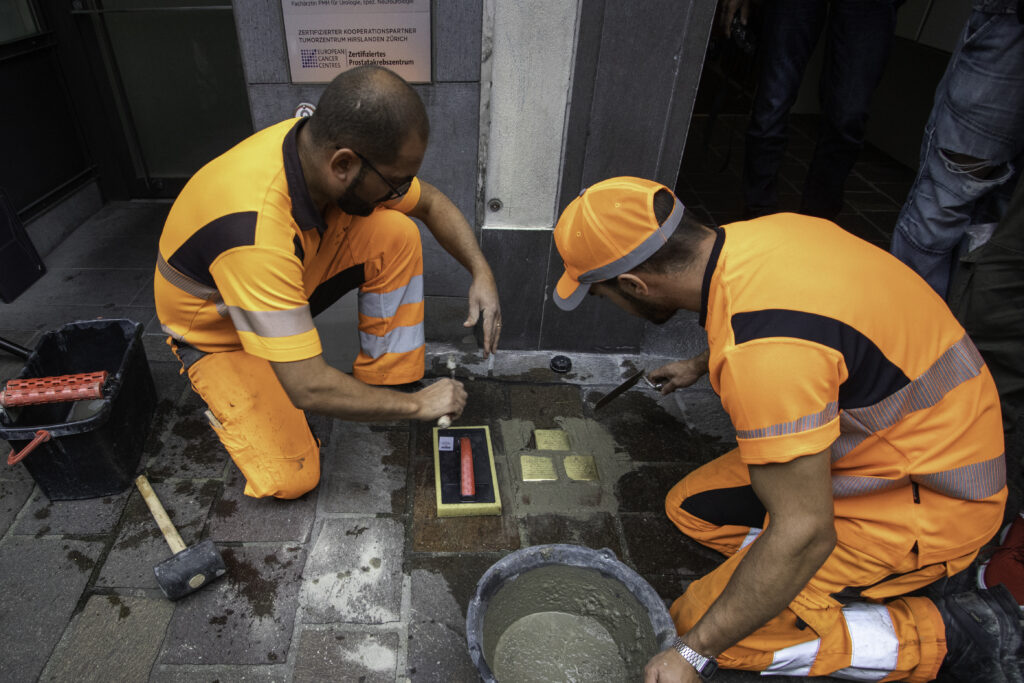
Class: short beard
335,167,376,217
613,280,677,325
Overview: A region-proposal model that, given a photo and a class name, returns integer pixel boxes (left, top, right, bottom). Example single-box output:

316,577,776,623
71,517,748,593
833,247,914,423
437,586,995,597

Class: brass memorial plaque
563,454,599,482
534,429,571,451
520,454,558,482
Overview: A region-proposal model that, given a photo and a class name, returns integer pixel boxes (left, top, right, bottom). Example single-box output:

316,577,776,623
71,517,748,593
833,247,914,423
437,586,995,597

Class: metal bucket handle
7,429,51,465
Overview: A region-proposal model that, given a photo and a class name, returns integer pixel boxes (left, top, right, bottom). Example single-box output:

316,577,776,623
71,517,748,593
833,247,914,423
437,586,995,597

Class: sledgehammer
135,475,226,600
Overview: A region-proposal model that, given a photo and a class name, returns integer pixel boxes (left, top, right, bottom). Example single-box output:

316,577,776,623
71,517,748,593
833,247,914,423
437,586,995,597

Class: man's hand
409,180,503,357
643,648,700,682
650,349,709,394
720,0,750,36
411,378,467,422
465,272,502,356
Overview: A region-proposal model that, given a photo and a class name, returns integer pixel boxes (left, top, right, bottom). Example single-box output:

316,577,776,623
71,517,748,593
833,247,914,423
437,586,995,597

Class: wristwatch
672,637,719,680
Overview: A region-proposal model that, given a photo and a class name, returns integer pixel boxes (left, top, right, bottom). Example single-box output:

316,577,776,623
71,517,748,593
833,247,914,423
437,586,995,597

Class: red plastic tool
460,436,475,498
0,371,107,408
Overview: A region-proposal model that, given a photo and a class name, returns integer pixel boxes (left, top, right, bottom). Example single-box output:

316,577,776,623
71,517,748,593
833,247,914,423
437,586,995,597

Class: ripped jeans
890,7,1024,299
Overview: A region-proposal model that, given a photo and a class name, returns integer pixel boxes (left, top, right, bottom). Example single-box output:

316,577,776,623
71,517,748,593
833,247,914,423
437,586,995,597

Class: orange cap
553,177,684,311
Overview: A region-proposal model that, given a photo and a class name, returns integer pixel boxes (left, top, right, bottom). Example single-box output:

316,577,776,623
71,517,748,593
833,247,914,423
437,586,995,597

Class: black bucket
0,319,156,500
466,544,677,682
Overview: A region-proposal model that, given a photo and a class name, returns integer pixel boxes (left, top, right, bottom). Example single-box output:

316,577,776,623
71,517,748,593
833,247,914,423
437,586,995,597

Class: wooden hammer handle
135,475,187,555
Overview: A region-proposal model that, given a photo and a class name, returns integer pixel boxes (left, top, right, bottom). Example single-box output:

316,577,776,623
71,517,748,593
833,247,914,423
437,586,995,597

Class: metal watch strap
672,637,718,679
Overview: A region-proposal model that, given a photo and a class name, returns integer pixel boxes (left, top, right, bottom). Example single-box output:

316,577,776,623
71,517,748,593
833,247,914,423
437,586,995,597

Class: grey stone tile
144,389,231,481
0,537,104,682
407,555,496,681
149,664,291,682
480,228,550,349
96,479,221,590
40,595,174,682
208,466,316,543
232,0,290,84
293,630,399,683
7,268,151,307
434,0,482,82
41,201,167,269
298,518,404,624
590,390,732,463
320,423,407,515
247,83,327,132
615,464,693,514
158,544,306,665
12,488,131,536
0,477,33,536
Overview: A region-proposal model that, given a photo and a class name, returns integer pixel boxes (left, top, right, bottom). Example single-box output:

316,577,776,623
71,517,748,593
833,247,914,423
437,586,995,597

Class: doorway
70,0,253,198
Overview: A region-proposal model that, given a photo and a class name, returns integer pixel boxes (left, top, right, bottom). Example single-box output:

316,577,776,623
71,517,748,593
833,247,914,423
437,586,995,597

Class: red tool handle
0,371,108,408
8,430,51,465
460,436,475,498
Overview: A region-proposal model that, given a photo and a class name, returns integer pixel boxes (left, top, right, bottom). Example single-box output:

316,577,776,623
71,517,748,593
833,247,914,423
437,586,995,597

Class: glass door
72,0,252,196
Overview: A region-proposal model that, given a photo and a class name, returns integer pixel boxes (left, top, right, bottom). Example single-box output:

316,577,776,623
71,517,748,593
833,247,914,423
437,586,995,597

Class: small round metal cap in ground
550,355,572,373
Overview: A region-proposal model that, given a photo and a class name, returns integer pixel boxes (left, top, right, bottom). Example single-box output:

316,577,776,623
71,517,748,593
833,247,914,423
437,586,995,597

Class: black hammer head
154,539,227,600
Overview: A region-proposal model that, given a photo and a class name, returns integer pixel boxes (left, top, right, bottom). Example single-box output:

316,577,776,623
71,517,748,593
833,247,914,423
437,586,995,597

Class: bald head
307,66,429,164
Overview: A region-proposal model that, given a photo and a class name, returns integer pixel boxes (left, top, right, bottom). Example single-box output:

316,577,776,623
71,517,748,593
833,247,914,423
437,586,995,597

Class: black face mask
335,166,376,217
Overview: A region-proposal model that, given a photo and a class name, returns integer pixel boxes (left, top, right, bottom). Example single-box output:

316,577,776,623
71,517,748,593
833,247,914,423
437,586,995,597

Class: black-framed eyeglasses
353,150,412,201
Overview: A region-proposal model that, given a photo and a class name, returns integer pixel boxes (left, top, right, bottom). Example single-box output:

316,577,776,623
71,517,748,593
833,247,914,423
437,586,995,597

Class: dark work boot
934,585,1024,682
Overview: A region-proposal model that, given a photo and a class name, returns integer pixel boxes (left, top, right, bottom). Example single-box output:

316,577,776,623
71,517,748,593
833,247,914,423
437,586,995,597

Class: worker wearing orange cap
552,176,1020,682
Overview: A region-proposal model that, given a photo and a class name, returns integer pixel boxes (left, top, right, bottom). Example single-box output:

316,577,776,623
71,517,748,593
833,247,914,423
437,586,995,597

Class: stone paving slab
0,537,105,682
507,383,585,429
209,466,317,543
407,554,497,682
298,517,404,625
410,457,521,553
293,629,399,683
96,479,221,590
521,512,625,558
148,664,291,682
10,268,152,308
319,423,407,515
592,389,733,463
40,594,174,682
615,463,696,513
12,486,131,536
158,544,306,665
0,477,34,536
144,388,230,480
621,512,725,578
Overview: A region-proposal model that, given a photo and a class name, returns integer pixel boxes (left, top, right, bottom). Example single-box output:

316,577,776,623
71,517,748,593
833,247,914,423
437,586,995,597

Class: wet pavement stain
346,525,369,537
66,549,95,572
214,499,238,518
106,595,131,620
222,548,279,618
33,506,50,520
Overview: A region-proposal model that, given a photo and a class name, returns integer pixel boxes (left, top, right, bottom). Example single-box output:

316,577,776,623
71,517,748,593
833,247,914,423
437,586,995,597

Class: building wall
230,0,713,355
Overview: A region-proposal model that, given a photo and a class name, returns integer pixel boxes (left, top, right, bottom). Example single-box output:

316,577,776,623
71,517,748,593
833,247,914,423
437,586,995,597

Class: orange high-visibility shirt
701,214,1006,565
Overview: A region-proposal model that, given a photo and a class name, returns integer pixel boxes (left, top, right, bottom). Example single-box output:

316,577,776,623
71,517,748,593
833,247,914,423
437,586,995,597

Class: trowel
593,370,661,410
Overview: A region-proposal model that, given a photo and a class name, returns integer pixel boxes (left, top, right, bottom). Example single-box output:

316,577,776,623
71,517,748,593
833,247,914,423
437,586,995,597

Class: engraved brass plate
534,429,571,451
520,454,558,482
563,454,599,481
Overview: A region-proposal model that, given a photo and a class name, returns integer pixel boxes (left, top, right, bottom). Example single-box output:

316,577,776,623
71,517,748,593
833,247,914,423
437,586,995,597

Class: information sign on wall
281,0,431,84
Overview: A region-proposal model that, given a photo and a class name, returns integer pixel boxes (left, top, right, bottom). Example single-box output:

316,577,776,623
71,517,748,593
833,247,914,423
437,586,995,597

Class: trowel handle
135,475,187,555
460,436,475,498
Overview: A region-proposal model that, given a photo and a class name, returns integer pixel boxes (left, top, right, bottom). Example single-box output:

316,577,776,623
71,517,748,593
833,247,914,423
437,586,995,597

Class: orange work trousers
666,449,977,682
175,208,425,499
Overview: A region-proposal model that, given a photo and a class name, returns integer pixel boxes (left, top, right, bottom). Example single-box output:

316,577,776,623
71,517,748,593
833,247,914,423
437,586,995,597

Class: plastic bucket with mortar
466,544,677,682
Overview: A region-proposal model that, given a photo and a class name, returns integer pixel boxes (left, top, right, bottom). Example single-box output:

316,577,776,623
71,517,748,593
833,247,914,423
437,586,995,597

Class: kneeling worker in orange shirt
155,66,501,500
551,177,1021,682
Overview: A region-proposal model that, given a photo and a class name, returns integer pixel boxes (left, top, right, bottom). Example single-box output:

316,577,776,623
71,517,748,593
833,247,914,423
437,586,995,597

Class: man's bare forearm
681,522,835,657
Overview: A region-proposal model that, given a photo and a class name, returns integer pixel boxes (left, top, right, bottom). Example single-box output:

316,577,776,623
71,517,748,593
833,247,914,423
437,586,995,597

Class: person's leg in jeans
891,10,1024,298
743,0,828,218
800,0,896,219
